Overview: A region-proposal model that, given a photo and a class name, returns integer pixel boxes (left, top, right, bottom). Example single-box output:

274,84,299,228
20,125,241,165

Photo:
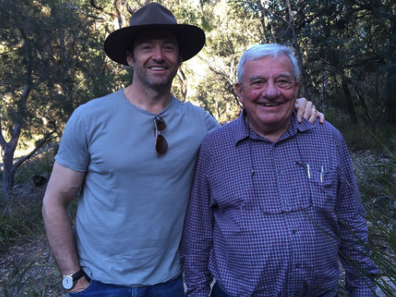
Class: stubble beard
134,66,178,91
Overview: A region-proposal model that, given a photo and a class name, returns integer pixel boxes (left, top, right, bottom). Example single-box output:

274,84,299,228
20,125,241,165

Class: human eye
250,80,265,88
140,44,153,51
276,78,293,88
163,43,176,51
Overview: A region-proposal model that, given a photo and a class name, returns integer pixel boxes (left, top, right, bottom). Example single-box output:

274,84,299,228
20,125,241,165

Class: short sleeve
55,107,90,172
203,110,220,134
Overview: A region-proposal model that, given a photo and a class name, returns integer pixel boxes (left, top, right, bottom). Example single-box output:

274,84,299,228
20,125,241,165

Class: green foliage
0,150,77,296
0,0,395,189
13,146,57,185
200,0,396,126
0,187,62,297
0,0,134,191
324,106,396,152
0,0,395,292
0,196,43,252
0,146,58,252
347,126,396,296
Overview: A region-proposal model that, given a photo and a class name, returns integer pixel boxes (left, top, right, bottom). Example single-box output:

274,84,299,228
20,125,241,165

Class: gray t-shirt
55,89,219,286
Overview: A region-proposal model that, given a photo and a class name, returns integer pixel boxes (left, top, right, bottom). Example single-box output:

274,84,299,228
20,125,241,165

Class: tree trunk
341,77,357,124
321,71,329,113
385,71,396,123
1,125,21,194
0,122,56,194
177,67,188,102
285,0,310,100
2,148,17,193
384,11,396,123
353,85,372,124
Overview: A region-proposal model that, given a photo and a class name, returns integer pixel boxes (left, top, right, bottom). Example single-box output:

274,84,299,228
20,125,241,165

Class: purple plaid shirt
181,111,377,297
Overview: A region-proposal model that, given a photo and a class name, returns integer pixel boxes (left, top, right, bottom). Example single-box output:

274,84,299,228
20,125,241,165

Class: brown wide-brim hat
104,3,205,65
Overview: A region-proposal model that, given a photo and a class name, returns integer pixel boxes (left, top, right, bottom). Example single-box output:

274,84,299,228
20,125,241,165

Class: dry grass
0,184,66,297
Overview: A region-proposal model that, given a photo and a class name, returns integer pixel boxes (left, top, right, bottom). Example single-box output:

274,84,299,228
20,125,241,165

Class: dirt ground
0,184,67,297
0,234,66,296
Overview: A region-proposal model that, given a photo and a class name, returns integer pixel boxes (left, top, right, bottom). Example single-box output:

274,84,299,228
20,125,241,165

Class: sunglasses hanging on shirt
154,115,168,155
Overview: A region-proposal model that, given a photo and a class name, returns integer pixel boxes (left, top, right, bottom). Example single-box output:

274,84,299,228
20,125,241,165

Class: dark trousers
210,282,230,297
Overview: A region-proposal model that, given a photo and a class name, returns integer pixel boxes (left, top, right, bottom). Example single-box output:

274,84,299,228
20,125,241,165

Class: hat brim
104,24,205,65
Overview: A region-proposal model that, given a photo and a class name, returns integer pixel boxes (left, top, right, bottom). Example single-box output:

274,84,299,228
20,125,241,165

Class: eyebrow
249,73,293,81
276,73,293,79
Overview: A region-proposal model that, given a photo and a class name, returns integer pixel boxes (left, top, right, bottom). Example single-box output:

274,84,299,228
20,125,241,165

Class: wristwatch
62,269,85,290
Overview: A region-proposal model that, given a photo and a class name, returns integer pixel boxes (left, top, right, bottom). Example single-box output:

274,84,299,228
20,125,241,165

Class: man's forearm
42,161,85,275
43,201,81,275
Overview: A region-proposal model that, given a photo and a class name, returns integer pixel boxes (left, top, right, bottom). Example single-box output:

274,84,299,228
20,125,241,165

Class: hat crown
130,3,177,26
104,3,205,65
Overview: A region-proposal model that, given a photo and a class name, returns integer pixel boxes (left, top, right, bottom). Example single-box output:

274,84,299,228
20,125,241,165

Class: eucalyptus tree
187,0,262,123
222,0,396,126
0,0,111,193
197,0,317,122
291,0,396,125
372,0,396,123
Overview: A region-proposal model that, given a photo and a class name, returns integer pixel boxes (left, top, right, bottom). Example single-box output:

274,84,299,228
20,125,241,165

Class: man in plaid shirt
181,44,377,297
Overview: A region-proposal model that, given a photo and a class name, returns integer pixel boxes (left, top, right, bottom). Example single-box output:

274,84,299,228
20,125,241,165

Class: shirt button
292,230,297,234
296,263,300,268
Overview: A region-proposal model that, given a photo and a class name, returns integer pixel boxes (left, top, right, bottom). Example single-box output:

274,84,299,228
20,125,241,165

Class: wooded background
1,0,395,192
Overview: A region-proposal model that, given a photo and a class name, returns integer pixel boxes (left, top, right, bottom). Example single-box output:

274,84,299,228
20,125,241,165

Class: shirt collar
234,109,316,145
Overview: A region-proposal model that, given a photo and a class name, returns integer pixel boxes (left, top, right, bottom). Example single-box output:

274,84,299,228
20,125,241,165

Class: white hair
237,44,300,83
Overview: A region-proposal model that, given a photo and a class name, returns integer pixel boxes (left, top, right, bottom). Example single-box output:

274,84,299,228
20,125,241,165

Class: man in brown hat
42,3,323,296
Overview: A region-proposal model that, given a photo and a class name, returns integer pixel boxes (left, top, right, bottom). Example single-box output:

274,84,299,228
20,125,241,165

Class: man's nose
262,82,280,99
152,47,165,61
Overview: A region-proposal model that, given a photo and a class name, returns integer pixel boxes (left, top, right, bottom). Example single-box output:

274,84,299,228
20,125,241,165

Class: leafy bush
13,145,57,186
0,196,43,252
351,134,396,296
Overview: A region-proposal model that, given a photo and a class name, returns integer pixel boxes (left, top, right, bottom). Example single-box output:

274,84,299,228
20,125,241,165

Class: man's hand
68,276,90,293
295,98,325,124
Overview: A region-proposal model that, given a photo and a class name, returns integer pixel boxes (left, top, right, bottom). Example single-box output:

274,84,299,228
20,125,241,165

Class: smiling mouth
149,66,166,70
258,103,281,106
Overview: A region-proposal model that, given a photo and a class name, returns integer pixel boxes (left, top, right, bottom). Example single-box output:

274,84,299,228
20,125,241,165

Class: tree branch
64,3,104,20
12,125,58,170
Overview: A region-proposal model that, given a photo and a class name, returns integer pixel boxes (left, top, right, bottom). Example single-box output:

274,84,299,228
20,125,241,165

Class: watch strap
71,269,85,282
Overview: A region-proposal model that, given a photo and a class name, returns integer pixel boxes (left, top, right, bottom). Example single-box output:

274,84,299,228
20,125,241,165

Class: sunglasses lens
156,135,168,155
155,116,166,131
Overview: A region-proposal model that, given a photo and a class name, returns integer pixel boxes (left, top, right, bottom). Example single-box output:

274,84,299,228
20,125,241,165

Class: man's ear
234,83,244,104
294,81,300,93
126,53,134,67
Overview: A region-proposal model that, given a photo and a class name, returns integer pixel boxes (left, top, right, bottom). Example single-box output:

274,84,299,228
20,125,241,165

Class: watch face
62,275,73,290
